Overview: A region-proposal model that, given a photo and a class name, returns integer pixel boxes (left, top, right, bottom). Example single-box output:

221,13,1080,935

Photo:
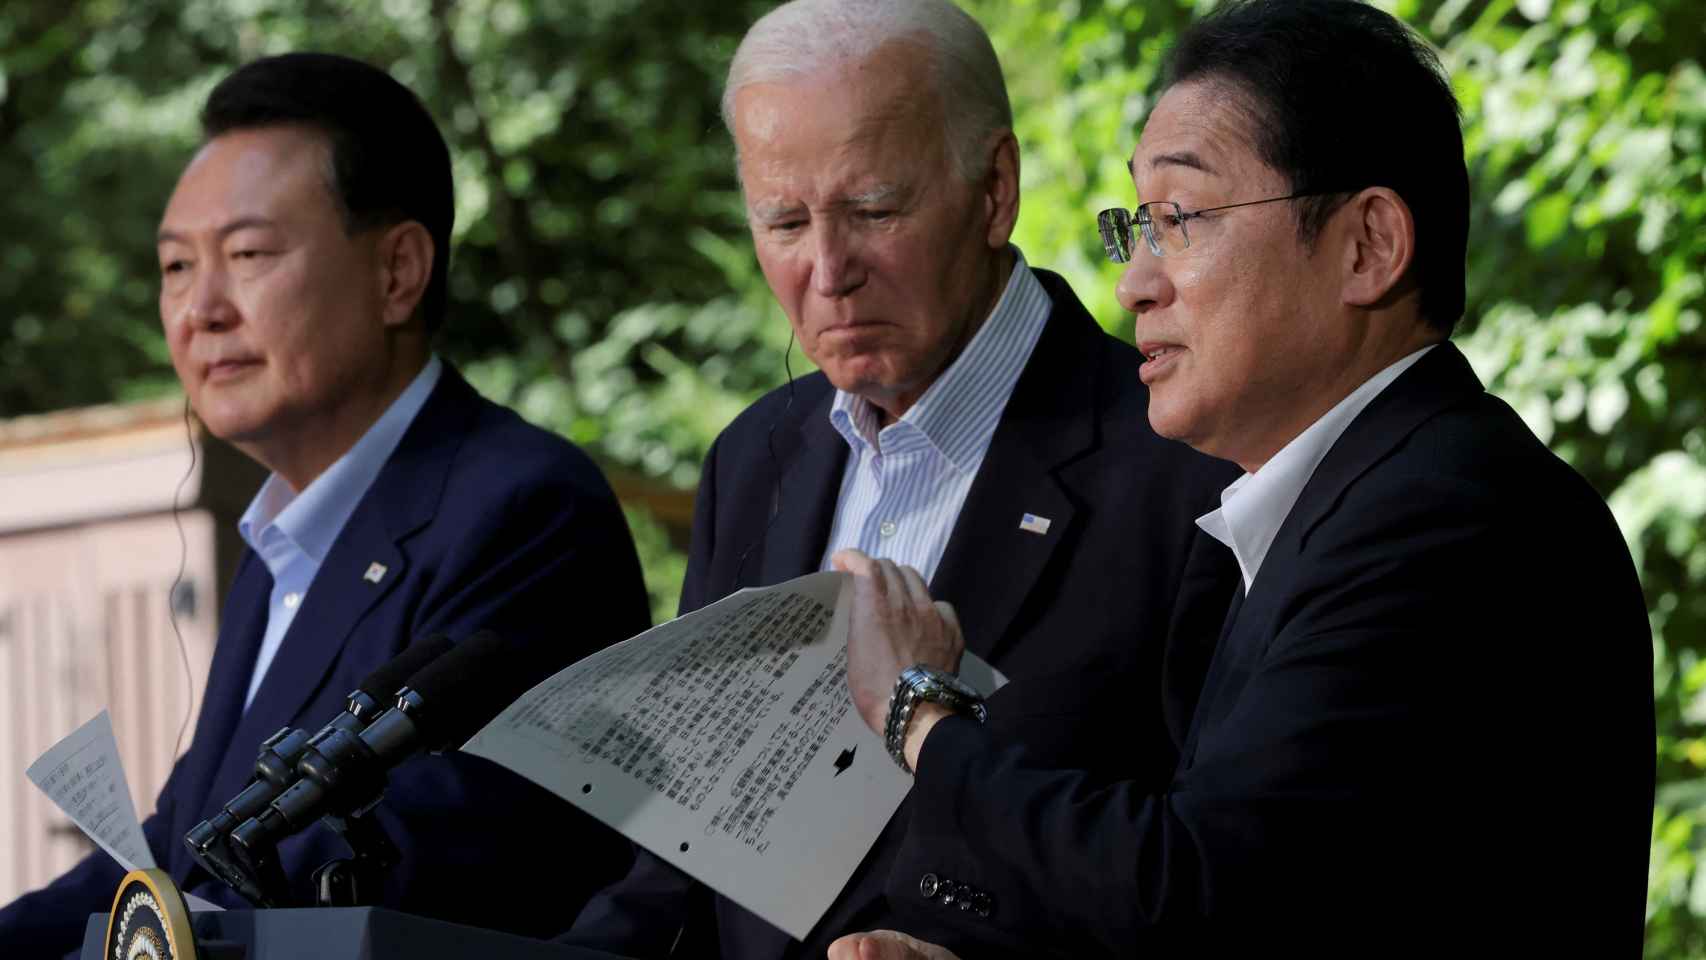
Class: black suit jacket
0,366,652,955
565,269,1240,959
901,343,1655,956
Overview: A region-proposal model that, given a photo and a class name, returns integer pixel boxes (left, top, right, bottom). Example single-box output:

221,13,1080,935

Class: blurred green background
1,0,1701,950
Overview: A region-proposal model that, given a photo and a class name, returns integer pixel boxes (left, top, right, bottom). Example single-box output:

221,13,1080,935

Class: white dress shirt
1196,345,1437,591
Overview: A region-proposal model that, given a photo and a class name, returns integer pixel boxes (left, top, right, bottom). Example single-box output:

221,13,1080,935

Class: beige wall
0,399,260,907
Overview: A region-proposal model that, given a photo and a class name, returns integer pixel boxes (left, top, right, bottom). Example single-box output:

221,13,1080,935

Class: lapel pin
363,562,389,585
1018,513,1052,535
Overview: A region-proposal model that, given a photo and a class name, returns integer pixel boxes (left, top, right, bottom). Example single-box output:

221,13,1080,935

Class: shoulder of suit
717,371,834,442
1343,389,1612,530
441,385,619,502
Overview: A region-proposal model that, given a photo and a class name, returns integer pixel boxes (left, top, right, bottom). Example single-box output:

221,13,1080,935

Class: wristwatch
883,664,987,774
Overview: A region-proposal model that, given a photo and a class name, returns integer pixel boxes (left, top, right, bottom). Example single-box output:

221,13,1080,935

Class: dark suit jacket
0,366,652,956
564,269,1241,959
899,343,1655,956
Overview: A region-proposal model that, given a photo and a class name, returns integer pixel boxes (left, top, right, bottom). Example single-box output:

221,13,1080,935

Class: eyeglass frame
1097,189,1353,263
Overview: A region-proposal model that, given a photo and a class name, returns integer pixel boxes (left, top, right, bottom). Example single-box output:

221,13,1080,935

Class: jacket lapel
195,368,477,809
1179,343,1484,760
755,389,849,589
1284,342,1484,555
173,554,273,830
930,272,1097,667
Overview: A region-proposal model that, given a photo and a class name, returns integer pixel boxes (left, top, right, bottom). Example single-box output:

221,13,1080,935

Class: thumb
833,548,875,576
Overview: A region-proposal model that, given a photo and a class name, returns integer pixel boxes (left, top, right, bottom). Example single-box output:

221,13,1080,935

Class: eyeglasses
1097,192,1338,262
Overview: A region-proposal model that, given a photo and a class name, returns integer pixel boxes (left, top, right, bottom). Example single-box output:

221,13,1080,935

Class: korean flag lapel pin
363,562,389,585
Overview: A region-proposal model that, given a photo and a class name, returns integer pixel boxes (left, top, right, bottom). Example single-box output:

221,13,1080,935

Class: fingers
826,931,963,960
933,600,961,636
897,564,933,607
831,548,874,576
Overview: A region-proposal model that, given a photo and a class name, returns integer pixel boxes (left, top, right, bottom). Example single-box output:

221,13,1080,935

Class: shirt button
879,520,898,538
919,873,939,899
282,592,302,610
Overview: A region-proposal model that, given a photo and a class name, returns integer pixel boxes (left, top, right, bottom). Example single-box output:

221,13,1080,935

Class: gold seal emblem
104,869,197,960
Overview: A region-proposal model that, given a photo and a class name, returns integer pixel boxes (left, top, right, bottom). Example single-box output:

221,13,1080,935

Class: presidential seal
104,869,197,960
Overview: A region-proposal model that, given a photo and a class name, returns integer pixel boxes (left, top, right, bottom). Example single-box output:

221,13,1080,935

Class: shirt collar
1198,344,1437,590
238,355,444,565
828,247,1051,474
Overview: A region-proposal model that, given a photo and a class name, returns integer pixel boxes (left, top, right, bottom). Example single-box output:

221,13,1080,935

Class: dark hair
201,52,454,333
1163,0,1468,332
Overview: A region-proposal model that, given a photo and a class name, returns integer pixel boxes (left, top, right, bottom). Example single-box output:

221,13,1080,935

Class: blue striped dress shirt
819,250,1052,582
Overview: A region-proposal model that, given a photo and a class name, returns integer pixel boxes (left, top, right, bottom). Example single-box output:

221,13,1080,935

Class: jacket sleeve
885,474,1651,956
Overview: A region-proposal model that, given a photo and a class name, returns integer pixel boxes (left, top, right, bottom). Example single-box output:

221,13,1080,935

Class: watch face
906,666,983,706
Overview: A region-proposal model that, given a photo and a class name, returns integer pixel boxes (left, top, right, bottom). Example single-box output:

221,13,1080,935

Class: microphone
226,630,520,877
185,633,456,905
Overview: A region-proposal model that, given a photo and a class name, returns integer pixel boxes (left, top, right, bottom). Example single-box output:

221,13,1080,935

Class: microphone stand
311,810,401,907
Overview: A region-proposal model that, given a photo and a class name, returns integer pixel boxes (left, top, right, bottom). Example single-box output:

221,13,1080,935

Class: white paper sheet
464,571,997,941
27,710,223,912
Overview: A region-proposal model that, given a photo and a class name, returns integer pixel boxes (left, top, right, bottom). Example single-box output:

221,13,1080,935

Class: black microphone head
398,630,533,751
348,633,456,719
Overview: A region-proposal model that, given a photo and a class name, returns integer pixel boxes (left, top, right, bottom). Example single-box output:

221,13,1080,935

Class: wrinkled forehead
733,88,950,207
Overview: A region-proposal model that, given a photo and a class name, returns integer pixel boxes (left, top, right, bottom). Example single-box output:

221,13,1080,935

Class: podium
80,907,630,960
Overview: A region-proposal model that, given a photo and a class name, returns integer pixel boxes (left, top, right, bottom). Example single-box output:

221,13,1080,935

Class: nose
809,222,864,298
1114,253,1172,317
177,261,238,333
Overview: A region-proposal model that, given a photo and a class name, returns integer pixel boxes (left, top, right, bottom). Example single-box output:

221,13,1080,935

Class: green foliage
972,0,1705,953
3,0,1703,950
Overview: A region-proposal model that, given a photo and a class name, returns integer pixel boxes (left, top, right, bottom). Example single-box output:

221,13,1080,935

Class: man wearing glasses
829,0,1653,956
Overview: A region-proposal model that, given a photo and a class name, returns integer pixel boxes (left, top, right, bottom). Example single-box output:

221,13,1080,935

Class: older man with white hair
560,1,1237,958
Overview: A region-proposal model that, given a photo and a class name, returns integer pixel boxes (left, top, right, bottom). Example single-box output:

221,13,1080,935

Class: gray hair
721,0,1013,182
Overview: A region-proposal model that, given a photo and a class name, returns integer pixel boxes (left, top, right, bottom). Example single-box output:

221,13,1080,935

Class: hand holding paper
831,549,965,736
26,711,222,912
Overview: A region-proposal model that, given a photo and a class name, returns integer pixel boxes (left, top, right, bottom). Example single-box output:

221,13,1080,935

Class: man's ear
1338,186,1415,309
982,131,1021,250
377,221,434,329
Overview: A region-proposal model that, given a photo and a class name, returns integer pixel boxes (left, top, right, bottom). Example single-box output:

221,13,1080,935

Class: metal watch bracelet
883,664,987,774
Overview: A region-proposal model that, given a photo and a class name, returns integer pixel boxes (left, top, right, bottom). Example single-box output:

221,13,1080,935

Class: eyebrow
156,215,282,245
1128,151,1220,176
749,185,908,222
749,202,803,224
844,185,904,207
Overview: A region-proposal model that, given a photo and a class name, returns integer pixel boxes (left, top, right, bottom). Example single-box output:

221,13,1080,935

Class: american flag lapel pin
363,562,389,584
1018,513,1052,535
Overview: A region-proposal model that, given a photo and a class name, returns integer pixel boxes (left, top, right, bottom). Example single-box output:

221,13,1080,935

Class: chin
191,403,267,445
1144,405,1197,445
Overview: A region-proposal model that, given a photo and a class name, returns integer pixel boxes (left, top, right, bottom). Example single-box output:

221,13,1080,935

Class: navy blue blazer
563,269,1241,959
0,366,652,955
900,342,1655,957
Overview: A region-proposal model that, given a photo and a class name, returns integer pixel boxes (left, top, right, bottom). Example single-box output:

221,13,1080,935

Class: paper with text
27,710,223,912
27,711,155,872
464,571,997,940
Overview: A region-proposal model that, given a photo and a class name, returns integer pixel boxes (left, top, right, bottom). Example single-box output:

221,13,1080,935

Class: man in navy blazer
831,2,1654,957
560,1,1238,957
0,54,649,955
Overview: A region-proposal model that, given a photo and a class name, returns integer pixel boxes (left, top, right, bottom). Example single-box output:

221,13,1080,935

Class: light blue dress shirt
235,355,444,709
819,249,1052,582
